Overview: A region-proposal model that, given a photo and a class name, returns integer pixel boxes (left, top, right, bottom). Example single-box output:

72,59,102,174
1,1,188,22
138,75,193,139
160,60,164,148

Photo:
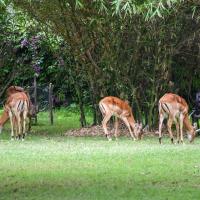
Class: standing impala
0,86,24,134
158,93,196,144
0,86,35,138
99,96,142,141
5,92,30,140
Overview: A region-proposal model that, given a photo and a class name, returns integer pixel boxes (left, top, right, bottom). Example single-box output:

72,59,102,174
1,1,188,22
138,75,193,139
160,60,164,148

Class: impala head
134,122,143,140
29,104,37,117
187,123,197,143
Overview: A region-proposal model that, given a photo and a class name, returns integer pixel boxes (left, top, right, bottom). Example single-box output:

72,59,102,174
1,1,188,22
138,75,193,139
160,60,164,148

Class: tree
1,0,200,128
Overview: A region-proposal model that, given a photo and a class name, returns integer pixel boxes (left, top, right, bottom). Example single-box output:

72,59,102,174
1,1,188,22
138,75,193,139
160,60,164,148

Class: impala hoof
132,136,137,141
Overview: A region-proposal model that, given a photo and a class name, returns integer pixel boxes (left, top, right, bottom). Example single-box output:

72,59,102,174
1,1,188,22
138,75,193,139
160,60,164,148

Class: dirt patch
65,124,158,137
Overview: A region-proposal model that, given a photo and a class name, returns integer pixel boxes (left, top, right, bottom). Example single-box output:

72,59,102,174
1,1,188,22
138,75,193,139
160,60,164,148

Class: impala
158,93,196,144
5,92,30,140
0,86,35,139
99,96,142,141
0,86,23,134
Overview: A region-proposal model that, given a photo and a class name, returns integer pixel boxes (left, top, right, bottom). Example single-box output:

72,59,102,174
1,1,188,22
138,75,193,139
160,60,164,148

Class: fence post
33,74,38,124
49,83,54,125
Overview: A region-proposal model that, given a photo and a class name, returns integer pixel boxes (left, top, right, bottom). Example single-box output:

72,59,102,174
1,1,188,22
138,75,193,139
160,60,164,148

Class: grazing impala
99,96,142,141
5,92,30,140
158,93,196,144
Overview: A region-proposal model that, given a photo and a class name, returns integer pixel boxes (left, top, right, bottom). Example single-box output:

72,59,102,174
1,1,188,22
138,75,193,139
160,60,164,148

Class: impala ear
125,100,129,104
136,122,143,140
137,122,142,131
193,123,200,133
193,122,197,130
142,124,149,132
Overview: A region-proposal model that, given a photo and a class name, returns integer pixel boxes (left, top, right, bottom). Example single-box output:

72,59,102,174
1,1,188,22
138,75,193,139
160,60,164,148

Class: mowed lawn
0,109,200,200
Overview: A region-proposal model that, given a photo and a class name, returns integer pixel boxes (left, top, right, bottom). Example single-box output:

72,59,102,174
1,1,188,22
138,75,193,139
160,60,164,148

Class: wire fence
26,80,54,125
26,85,49,112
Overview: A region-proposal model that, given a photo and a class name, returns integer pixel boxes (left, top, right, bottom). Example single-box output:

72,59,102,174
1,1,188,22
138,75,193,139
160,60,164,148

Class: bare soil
65,123,158,137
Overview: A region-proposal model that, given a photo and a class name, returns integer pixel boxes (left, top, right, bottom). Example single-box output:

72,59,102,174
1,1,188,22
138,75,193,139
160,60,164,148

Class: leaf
166,0,171,8
111,0,122,15
156,9,162,18
192,6,196,19
75,0,84,9
0,0,6,7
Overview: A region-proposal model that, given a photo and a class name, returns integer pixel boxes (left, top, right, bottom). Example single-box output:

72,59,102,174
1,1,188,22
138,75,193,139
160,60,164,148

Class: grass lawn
0,109,200,200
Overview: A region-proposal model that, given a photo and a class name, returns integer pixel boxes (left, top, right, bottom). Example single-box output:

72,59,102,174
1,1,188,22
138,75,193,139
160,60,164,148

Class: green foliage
1,0,200,127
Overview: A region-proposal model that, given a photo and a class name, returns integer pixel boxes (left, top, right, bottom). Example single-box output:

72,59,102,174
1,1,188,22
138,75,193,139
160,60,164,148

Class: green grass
0,109,200,200
0,107,93,137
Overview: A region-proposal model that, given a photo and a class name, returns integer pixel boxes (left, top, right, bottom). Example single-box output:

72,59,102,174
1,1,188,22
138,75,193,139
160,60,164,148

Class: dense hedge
1,1,200,127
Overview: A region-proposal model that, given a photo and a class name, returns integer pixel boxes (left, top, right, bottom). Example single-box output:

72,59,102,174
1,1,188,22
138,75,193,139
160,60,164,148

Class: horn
189,110,195,118
195,128,200,133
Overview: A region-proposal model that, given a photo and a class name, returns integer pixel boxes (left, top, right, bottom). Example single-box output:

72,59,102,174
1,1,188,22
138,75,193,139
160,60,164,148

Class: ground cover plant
0,109,200,200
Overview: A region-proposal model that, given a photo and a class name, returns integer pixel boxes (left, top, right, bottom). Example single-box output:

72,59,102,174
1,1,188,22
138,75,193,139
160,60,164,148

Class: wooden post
33,74,38,124
49,83,54,125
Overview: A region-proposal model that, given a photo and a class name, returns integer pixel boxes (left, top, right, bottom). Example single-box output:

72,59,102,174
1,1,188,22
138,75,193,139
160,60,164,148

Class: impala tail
16,99,29,112
99,102,106,117
159,101,171,115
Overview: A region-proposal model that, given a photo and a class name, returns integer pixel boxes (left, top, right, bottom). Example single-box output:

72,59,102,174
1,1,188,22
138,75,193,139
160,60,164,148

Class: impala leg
22,116,25,140
22,111,28,140
179,114,184,143
13,117,18,139
28,116,31,132
102,113,112,141
16,113,21,140
158,114,164,144
114,117,119,140
174,118,180,144
121,117,136,140
8,111,15,140
167,117,174,144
